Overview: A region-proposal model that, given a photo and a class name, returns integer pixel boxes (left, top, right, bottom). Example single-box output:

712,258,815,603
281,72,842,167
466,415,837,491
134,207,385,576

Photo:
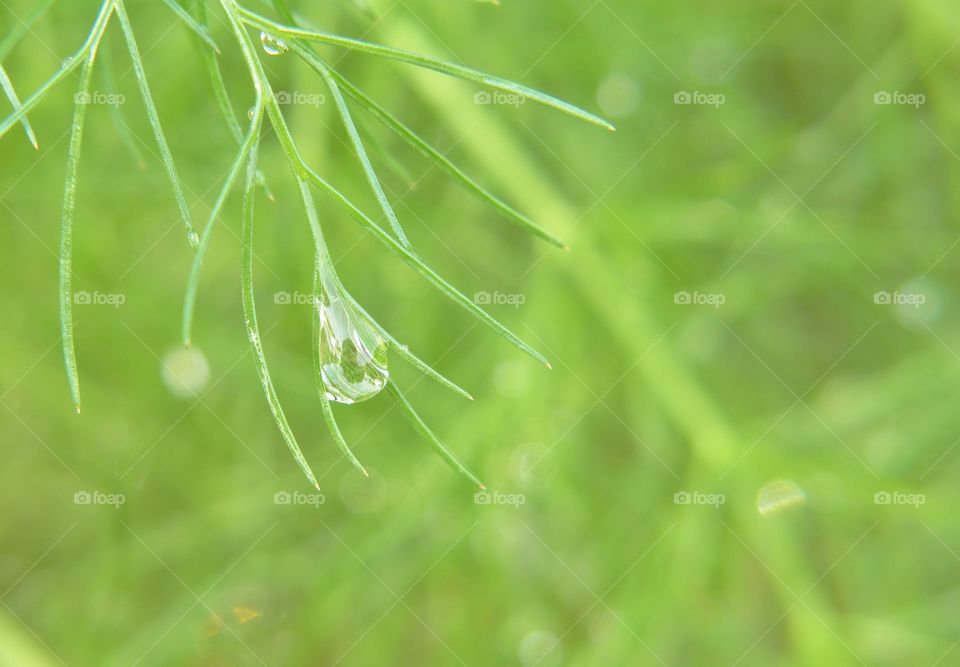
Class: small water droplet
757,479,806,516
187,230,200,247
315,269,388,404
161,347,210,398
596,72,639,118
259,31,288,56
247,106,256,119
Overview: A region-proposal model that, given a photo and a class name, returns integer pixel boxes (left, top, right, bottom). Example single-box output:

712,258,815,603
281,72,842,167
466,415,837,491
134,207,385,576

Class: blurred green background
1,0,957,664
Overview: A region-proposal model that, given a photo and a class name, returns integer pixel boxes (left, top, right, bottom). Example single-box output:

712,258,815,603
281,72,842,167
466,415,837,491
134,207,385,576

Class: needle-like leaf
0,0,114,141
0,63,37,149
240,103,320,489
60,1,115,413
98,43,147,169
300,162,552,368
299,49,565,248
267,0,565,247
386,382,484,488
115,0,198,247
0,0,55,62
160,0,220,53
346,295,474,401
238,5,615,131
182,98,263,346
193,0,273,197
312,261,369,477
310,63,411,247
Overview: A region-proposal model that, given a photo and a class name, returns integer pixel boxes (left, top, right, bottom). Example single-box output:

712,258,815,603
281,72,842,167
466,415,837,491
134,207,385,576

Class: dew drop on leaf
314,268,388,404
259,31,288,56
161,347,210,398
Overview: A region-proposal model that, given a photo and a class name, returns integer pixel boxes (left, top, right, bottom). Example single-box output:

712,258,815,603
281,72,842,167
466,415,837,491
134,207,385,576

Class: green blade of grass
302,56,411,247
160,0,220,53
0,0,55,62
115,0,198,248
270,0,564,247
315,55,566,248
98,42,147,169
239,108,320,489
0,63,38,149
0,0,115,141
299,163,551,368
346,294,474,401
193,0,273,197
238,6,615,131
59,2,115,413
182,97,264,346
356,116,416,188
312,260,369,477
386,382,484,488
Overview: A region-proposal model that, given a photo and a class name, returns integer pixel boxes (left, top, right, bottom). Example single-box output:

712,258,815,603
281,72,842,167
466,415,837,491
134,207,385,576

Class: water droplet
315,269,388,404
161,347,210,398
247,106,256,119
757,479,806,516
259,31,288,56
187,230,199,248
596,72,639,118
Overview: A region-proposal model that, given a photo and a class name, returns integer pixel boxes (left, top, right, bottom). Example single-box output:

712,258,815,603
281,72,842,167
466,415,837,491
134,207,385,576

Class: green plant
0,0,612,488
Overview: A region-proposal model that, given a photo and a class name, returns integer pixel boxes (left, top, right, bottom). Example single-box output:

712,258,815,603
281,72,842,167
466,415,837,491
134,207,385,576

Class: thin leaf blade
387,382,484,488
239,7,614,131
116,0,198,247
0,63,38,148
